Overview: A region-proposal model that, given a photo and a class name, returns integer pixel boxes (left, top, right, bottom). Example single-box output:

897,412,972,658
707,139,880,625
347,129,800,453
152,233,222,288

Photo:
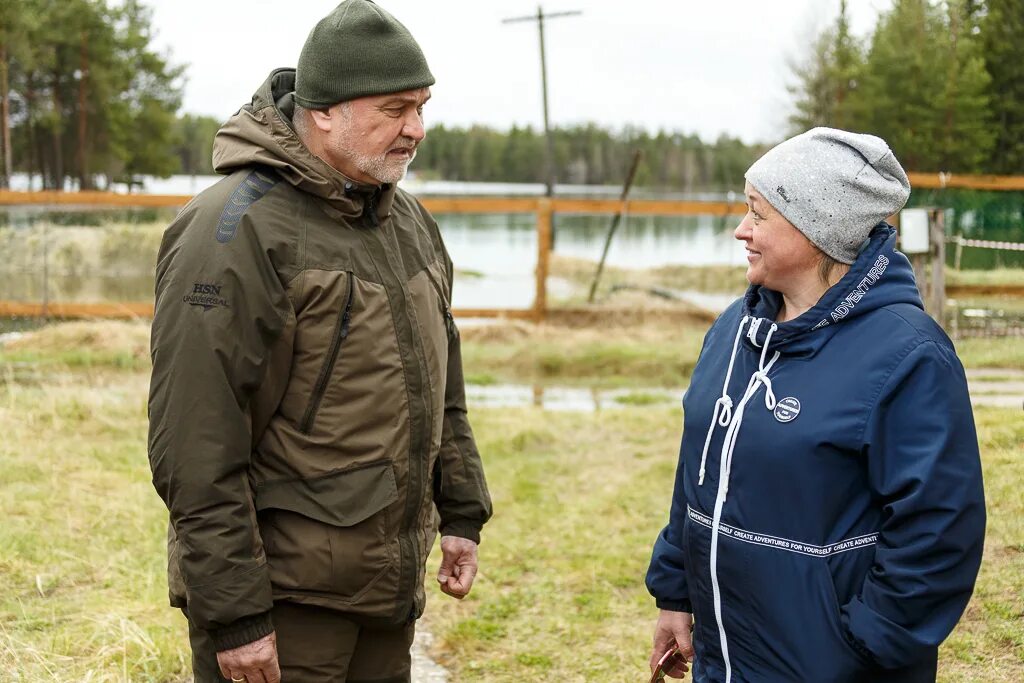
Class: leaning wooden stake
587,150,643,303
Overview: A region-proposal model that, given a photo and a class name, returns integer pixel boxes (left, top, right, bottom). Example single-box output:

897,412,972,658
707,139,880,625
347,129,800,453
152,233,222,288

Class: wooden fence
0,192,746,321
2,174,1022,323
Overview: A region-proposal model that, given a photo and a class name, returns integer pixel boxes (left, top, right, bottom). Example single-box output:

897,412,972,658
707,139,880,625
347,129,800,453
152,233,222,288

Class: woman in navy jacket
646,128,985,683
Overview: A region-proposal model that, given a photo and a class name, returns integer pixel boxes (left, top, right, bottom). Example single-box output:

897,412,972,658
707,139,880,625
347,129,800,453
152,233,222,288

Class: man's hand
217,631,281,683
436,535,478,599
650,610,694,679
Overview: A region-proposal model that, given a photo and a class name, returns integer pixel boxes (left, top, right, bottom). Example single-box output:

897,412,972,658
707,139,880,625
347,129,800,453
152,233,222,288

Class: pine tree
981,0,1024,174
856,0,992,172
788,0,865,133
937,0,994,172
4,0,183,188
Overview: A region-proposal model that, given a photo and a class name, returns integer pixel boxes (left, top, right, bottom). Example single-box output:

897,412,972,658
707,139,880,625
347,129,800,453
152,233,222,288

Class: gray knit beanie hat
295,0,435,109
744,127,911,264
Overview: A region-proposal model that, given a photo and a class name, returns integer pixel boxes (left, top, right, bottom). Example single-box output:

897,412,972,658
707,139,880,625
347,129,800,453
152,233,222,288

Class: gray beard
333,129,417,185
354,148,416,185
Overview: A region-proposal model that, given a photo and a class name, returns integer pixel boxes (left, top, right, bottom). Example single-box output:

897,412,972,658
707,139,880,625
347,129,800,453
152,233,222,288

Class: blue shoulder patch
215,168,278,243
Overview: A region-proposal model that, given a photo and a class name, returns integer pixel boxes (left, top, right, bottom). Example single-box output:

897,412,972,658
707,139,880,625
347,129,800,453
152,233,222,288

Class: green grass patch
461,320,1020,388
956,338,1024,369
464,371,500,387
1,322,1021,681
455,268,485,279
947,268,1024,287
422,406,1023,682
613,391,674,406
0,371,190,681
550,255,749,295
462,326,705,388
0,348,147,370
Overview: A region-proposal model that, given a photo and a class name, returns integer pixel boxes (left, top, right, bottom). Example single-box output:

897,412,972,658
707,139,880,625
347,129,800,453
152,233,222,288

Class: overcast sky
145,0,888,144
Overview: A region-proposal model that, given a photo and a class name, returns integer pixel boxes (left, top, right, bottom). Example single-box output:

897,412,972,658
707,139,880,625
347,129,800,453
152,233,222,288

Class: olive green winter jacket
148,68,491,651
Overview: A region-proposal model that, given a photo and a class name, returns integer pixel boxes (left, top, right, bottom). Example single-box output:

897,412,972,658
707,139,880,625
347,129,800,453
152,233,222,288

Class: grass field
0,321,1021,681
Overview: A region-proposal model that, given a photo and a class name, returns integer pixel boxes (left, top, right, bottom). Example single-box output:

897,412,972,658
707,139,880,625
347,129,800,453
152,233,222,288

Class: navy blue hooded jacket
646,226,986,683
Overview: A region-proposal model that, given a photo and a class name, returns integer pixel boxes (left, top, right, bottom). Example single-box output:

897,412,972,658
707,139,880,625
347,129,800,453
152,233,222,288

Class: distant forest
1,0,1022,191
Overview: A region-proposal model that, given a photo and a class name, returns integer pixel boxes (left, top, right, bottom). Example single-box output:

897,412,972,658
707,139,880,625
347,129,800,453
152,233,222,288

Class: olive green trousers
186,601,415,683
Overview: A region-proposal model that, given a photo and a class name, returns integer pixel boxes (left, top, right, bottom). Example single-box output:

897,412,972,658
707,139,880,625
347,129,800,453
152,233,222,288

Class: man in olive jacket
147,2,491,681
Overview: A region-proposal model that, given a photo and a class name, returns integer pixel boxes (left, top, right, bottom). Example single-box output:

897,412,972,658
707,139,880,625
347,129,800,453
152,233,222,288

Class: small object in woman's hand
650,646,686,682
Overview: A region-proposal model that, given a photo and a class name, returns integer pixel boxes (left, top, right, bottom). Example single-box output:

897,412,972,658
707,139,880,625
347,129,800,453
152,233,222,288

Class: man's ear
308,107,333,133
305,107,337,133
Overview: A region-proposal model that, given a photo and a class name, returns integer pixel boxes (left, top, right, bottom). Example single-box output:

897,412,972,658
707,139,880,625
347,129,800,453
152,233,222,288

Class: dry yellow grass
4,320,150,356
0,321,1021,681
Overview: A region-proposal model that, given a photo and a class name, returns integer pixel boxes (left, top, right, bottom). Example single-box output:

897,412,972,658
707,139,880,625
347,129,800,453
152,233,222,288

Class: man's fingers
216,652,231,680
445,564,477,598
264,659,282,683
437,552,455,583
456,564,477,590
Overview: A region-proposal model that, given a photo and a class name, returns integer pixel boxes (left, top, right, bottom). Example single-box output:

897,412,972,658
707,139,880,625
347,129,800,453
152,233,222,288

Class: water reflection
466,383,682,412
0,209,749,311
465,380,1020,411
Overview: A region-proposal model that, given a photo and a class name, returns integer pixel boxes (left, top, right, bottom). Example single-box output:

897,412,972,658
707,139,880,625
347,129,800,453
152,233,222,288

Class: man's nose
403,111,425,142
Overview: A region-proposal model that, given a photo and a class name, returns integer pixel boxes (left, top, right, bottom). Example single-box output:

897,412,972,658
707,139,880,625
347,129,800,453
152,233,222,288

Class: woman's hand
650,610,694,679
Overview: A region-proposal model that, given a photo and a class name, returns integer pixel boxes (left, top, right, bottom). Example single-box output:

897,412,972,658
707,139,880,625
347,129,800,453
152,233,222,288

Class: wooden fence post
929,209,946,327
535,198,552,322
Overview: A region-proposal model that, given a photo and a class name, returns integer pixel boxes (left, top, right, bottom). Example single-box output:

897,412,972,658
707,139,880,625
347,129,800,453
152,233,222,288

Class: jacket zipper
424,267,457,339
363,190,380,227
300,270,355,434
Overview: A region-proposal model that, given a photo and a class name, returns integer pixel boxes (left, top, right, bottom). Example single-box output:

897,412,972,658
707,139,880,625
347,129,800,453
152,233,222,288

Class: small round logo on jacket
774,397,801,423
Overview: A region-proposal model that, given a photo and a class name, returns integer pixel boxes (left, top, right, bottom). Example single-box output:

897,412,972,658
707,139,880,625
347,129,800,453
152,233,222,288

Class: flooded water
0,203,746,311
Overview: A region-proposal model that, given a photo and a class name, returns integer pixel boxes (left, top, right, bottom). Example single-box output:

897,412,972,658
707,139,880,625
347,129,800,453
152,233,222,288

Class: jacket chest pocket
299,271,355,434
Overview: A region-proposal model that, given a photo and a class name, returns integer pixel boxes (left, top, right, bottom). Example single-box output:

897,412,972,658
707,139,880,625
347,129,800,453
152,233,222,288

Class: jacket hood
740,224,923,354
212,68,396,218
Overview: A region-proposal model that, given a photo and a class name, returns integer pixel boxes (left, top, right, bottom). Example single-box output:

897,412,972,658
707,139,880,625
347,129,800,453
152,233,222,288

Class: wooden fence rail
0,192,747,322
2,180,1021,322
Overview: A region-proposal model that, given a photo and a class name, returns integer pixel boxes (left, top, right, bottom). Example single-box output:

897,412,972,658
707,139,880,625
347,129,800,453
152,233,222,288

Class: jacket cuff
440,520,482,544
843,628,876,664
209,611,275,652
656,598,693,612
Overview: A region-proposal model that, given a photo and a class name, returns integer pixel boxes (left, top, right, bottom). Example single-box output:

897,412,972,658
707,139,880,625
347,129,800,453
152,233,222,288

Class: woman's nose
734,216,753,242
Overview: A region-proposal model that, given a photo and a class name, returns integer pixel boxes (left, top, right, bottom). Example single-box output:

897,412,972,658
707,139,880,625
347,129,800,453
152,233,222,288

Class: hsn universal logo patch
774,397,801,423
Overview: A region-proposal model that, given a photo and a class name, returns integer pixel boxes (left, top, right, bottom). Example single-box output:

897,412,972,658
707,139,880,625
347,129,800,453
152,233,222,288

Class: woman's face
734,182,824,292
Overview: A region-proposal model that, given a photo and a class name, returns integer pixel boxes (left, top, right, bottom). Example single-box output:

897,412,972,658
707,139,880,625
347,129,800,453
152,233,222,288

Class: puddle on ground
467,374,1022,412
466,384,681,412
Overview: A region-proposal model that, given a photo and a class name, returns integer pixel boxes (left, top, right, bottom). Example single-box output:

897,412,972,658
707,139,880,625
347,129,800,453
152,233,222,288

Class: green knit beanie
294,0,435,109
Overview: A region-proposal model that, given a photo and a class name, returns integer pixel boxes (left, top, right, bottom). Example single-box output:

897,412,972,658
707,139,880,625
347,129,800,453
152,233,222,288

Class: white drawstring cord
698,316,749,485
707,321,780,683
721,327,779,499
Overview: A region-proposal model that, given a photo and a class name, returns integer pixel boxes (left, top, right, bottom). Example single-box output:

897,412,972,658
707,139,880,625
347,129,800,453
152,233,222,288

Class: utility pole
502,6,582,198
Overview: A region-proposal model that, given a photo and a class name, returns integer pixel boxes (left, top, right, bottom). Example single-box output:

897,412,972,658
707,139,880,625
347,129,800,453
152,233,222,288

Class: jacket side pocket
254,460,398,600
